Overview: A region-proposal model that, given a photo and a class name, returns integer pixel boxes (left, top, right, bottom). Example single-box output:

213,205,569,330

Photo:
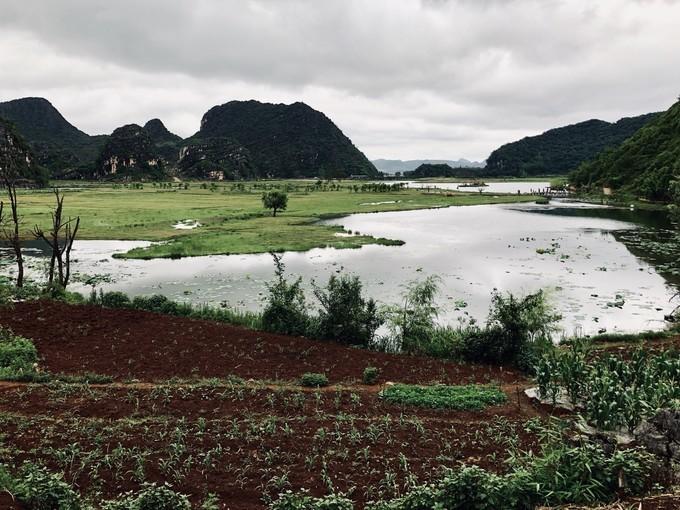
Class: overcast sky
1,0,679,161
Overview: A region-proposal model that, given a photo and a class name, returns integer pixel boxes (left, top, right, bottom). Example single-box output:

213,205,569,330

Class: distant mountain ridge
372,159,484,174
570,100,680,201
484,113,659,177
194,100,377,179
0,97,106,174
0,97,377,180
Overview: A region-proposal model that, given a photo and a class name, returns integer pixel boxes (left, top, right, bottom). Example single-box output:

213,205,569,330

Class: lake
386,180,553,194
7,198,678,337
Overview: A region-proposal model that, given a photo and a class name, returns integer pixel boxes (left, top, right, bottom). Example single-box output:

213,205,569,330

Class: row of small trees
260,254,560,372
0,121,79,290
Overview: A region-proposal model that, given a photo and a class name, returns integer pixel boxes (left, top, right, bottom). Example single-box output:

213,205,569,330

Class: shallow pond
7,200,679,336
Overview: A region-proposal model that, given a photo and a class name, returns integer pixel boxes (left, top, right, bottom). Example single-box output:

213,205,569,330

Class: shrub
0,327,37,371
99,291,132,308
299,373,329,388
382,276,441,354
270,490,353,510
132,294,179,314
456,290,559,372
435,465,517,510
381,383,507,410
14,463,81,510
362,366,379,385
103,483,191,510
134,483,191,510
262,254,310,336
312,274,382,347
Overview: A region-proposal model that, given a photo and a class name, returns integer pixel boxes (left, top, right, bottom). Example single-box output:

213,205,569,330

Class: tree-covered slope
485,113,658,177
0,97,106,174
405,163,481,179
178,136,255,180
0,118,49,185
570,100,680,201
195,100,378,178
93,124,165,180
143,118,182,164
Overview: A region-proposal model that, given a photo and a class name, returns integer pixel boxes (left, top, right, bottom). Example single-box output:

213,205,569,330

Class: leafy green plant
362,366,379,385
103,483,191,510
382,276,441,354
262,254,309,336
14,463,81,510
98,290,132,308
456,290,559,372
536,343,680,431
270,490,353,510
299,373,329,388
381,384,507,410
312,274,382,346
0,327,37,370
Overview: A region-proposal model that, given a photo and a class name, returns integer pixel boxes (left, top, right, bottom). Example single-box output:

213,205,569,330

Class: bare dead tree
0,169,24,288
33,188,80,289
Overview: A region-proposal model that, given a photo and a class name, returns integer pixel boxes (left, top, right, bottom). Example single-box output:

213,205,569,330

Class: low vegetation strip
380,383,507,410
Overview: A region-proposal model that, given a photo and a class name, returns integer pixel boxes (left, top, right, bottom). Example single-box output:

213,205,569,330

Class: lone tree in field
0,119,33,288
262,190,288,217
33,188,81,289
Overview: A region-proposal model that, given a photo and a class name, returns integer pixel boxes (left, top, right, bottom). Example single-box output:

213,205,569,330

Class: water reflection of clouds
4,203,677,336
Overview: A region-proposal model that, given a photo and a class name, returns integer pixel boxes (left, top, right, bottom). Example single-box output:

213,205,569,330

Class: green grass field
16,181,535,258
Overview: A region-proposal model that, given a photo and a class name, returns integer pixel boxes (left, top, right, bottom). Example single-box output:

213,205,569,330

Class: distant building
349,174,369,180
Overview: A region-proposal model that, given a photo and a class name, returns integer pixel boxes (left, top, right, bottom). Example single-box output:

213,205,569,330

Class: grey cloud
0,0,678,160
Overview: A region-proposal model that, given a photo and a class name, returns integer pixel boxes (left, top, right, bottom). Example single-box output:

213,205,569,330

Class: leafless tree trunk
1,178,24,287
33,188,80,288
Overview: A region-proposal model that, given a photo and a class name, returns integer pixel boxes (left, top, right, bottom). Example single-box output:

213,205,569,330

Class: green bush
435,465,521,510
102,483,190,510
132,294,179,314
299,373,329,388
270,490,353,510
14,463,81,510
456,290,559,372
99,291,132,308
382,276,441,354
381,383,507,410
0,328,37,370
362,366,379,385
312,274,382,347
262,254,310,336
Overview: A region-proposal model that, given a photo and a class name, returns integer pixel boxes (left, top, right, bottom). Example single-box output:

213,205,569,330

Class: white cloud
0,0,679,160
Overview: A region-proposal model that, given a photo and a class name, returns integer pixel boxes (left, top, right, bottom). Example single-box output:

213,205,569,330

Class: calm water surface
9,200,678,336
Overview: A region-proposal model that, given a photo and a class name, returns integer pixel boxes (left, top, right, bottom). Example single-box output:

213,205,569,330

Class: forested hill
484,113,658,177
0,97,107,174
194,100,378,179
0,118,49,185
0,97,377,180
570,100,680,201
405,163,481,179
